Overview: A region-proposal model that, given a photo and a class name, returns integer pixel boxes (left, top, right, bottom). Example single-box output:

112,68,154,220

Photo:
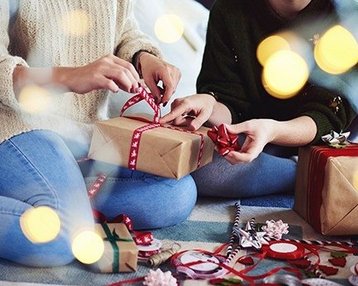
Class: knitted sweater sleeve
115,0,162,63
0,2,28,109
196,1,251,124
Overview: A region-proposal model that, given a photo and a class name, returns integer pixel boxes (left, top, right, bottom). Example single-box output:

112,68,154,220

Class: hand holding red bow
207,124,241,156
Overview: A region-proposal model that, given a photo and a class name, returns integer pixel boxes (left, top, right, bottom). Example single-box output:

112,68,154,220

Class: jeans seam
7,139,60,209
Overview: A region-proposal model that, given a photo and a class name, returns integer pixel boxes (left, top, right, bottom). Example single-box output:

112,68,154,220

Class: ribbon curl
207,124,241,156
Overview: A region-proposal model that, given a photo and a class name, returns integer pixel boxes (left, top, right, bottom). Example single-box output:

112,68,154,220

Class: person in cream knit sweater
0,1,196,267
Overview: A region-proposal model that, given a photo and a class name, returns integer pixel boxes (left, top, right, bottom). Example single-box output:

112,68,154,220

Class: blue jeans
0,130,196,266
192,145,297,198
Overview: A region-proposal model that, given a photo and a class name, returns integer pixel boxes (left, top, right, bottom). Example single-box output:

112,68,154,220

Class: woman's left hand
137,52,181,105
224,119,276,164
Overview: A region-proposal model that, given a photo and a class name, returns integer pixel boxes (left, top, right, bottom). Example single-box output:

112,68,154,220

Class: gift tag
263,241,305,260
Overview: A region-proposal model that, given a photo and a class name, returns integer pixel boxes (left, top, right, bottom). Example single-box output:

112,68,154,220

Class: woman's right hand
57,54,140,94
160,93,217,131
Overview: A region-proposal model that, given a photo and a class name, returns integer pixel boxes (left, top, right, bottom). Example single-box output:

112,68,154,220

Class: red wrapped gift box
294,145,358,235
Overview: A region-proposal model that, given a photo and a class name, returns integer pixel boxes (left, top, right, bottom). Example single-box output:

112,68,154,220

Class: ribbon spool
262,241,305,260
172,250,227,279
137,238,162,261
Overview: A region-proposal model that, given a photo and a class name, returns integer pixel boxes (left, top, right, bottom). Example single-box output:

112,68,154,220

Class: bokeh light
257,35,291,66
72,230,104,264
154,14,184,44
263,50,309,99
20,206,61,244
62,10,90,36
18,85,51,114
314,25,358,75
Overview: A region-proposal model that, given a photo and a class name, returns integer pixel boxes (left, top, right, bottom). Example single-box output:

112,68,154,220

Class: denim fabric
193,148,297,198
0,130,197,267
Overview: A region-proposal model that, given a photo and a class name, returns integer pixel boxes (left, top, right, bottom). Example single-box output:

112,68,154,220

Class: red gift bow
93,210,153,246
207,124,240,156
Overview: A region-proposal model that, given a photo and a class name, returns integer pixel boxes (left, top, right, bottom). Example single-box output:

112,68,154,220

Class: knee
136,175,197,230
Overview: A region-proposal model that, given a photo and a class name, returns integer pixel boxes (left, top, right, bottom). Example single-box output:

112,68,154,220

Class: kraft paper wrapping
320,156,358,235
92,223,138,273
88,117,215,179
294,146,358,235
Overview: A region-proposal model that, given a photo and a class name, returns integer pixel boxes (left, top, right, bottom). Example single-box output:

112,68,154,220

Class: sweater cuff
0,55,29,108
301,111,333,145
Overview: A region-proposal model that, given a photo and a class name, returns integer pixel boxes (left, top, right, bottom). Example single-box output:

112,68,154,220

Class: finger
188,110,210,131
161,74,176,104
106,67,139,92
225,123,247,135
225,151,255,164
144,77,162,103
160,104,188,124
111,55,140,82
172,116,192,127
100,77,120,93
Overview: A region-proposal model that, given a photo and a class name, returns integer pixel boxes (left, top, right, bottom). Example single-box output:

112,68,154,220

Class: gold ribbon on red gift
306,144,358,232
120,88,205,171
207,124,241,156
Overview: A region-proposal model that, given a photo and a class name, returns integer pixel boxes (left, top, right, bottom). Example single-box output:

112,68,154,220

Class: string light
257,35,291,66
314,25,358,75
20,206,61,244
154,14,184,44
71,230,104,264
18,85,51,114
262,50,309,99
62,10,90,36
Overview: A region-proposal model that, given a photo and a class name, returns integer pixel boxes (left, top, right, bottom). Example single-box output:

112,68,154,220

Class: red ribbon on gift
120,88,205,171
207,124,240,156
93,210,153,246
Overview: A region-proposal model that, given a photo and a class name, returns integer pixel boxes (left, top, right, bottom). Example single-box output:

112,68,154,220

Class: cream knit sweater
0,0,160,145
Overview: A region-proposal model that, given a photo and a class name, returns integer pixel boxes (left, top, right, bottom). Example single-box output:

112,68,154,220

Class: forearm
270,116,317,146
13,66,73,96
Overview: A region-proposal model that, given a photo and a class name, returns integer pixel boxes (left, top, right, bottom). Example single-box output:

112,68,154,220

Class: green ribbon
101,223,132,272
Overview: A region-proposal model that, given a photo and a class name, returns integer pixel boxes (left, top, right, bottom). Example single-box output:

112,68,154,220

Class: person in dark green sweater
161,0,357,198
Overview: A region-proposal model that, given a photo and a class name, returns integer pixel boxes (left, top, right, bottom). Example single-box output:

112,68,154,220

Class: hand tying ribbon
321,130,350,148
207,124,240,156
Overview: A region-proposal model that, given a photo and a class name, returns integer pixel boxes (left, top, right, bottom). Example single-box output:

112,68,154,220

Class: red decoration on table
318,265,339,276
289,258,311,269
207,124,240,156
238,256,255,266
328,257,346,267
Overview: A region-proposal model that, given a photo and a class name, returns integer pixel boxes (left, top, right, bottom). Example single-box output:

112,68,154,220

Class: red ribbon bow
207,124,240,156
93,210,153,246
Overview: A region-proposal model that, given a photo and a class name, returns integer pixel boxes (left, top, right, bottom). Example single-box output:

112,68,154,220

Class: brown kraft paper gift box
294,145,358,235
88,117,215,179
91,223,138,273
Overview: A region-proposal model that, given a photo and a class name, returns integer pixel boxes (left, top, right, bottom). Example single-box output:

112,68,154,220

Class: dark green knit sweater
197,0,356,144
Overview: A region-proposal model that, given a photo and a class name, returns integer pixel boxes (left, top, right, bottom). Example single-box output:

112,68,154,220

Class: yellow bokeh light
62,10,90,36
257,35,291,66
18,85,51,114
154,14,184,44
314,25,358,75
20,206,61,244
263,50,309,99
72,231,104,264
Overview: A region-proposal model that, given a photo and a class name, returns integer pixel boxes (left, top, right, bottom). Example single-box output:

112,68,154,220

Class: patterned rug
0,197,356,286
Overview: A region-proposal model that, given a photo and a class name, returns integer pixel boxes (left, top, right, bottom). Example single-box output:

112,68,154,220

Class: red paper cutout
328,257,346,268
318,264,339,276
238,256,254,265
289,258,311,269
